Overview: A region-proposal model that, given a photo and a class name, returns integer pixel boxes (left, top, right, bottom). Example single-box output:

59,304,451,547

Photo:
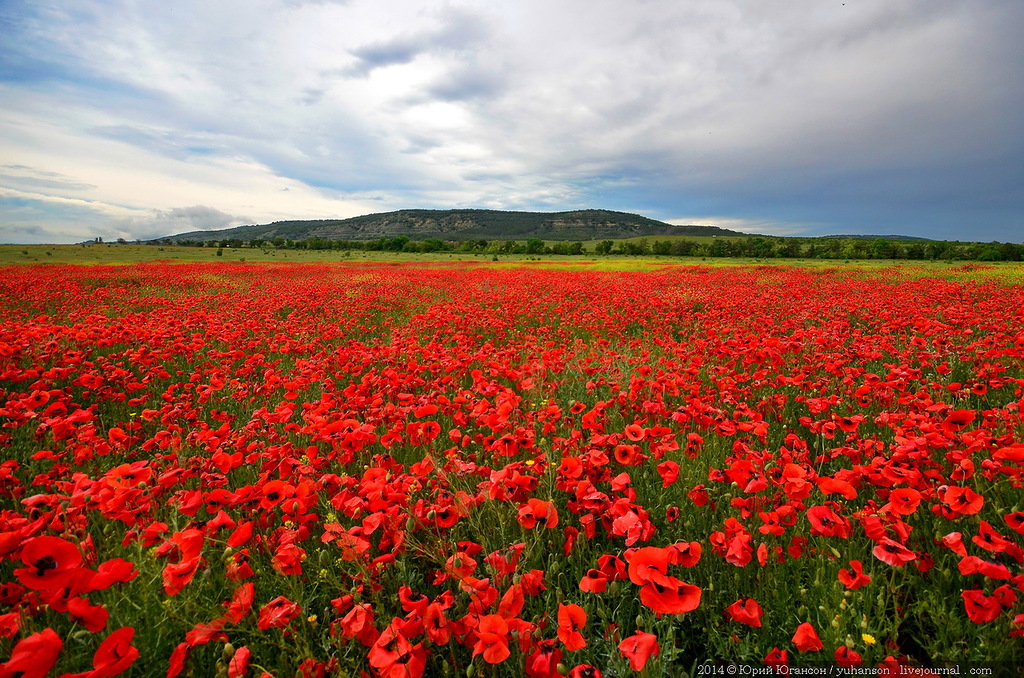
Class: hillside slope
158,209,745,242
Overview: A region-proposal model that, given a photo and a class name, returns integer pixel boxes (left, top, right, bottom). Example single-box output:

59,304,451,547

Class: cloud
0,165,97,192
0,0,1022,243
109,205,250,240
343,8,487,77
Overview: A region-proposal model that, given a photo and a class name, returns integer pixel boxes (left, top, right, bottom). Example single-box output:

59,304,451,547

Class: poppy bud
405,517,416,532
549,561,560,576
608,581,620,596
797,605,809,617
466,664,475,678
635,614,644,628
427,510,436,520
557,663,569,676
845,635,855,649
222,643,236,662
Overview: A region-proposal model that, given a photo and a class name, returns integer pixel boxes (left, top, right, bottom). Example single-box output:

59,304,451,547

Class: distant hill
818,234,932,242
155,209,746,243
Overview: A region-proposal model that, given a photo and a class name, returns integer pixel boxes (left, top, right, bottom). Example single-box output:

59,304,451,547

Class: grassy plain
2,243,1024,285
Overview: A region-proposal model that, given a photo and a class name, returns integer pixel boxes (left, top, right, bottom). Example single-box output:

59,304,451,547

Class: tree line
156,235,1024,261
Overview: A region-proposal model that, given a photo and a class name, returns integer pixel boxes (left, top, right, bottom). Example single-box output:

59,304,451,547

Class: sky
1,0,1023,244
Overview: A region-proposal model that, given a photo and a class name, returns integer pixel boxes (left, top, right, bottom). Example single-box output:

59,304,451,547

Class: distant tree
595,240,614,255
745,237,774,258
651,240,672,255
999,242,1022,261
870,238,895,259
525,238,545,254
669,240,698,256
904,242,926,260
776,239,802,258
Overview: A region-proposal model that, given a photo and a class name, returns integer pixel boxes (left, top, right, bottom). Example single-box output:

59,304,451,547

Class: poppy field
1,261,1023,677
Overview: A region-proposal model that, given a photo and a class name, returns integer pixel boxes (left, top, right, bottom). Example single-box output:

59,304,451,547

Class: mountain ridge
155,208,747,243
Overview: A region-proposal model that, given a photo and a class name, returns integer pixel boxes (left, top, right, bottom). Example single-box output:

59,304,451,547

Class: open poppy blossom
725,598,763,627
838,560,872,589
66,626,139,678
517,498,559,529
557,603,588,651
14,536,83,591
0,628,62,678
472,615,511,664
618,630,659,671
872,538,917,567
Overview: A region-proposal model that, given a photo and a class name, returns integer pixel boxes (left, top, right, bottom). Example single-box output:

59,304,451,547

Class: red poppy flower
962,590,1001,623
613,444,643,466
369,622,426,678
557,604,587,651
423,603,450,645
257,596,301,630
764,647,788,669
339,603,380,647
939,485,984,516
83,627,139,678
228,646,251,678
568,666,603,678
668,541,702,567
0,628,62,678
639,572,701,615
597,554,627,581
872,538,917,567
972,521,1013,553
838,560,872,589
627,547,670,585
14,536,83,591
67,596,110,633
162,529,204,596
834,645,862,667
473,614,511,664
656,460,679,488
806,505,852,538
882,488,922,516
225,582,255,624
792,622,823,651
618,630,659,671
579,569,608,593
624,424,645,441
725,598,763,627
517,498,559,529
941,409,976,433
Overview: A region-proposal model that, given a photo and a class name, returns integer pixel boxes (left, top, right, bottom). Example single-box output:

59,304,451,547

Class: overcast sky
2,0,1022,243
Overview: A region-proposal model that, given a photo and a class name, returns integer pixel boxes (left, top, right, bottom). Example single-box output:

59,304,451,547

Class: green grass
2,244,1024,283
